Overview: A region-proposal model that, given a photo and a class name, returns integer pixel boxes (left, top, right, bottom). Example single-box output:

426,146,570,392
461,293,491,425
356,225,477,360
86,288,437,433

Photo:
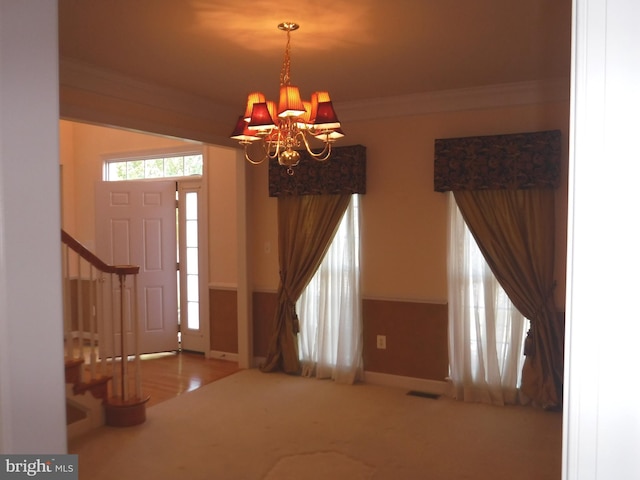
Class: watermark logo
0,455,77,479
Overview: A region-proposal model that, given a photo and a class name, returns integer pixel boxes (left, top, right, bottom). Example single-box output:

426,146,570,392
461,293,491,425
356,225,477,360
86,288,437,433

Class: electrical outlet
376,335,387,349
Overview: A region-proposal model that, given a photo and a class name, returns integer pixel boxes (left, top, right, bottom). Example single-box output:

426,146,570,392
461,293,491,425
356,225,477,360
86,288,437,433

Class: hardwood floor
137,351,241,408
68,348,240,425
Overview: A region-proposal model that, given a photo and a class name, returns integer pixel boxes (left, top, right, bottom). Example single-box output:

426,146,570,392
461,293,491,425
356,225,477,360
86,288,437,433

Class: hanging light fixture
230,22,344,175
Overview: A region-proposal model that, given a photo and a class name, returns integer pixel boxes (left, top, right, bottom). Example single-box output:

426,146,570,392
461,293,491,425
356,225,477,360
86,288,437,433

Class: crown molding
335,78,571,123
59,57,238,145
60,58,570,141
59,57,238,122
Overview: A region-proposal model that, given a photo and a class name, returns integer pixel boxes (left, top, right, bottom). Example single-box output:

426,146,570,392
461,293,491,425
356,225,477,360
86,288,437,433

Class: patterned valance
434,130,561,192
269,144,366,197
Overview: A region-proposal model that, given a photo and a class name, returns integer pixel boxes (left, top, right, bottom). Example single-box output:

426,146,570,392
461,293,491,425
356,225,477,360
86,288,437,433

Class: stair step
64,358,85,385
73,376,112,401
66,402,87,425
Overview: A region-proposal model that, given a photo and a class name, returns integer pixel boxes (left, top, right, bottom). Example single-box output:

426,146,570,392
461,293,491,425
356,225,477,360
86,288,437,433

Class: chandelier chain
280,28,292,87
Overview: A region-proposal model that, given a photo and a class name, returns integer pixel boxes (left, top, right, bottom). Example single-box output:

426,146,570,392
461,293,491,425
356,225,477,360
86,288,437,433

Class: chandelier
230,22,344,175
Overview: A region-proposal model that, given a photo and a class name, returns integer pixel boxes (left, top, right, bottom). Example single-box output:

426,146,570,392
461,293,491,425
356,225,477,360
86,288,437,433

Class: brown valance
269,144,366,197
434,130,561,192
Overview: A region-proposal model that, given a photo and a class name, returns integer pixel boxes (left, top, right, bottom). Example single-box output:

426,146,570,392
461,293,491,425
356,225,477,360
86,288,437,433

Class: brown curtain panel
261,193,351,374
453,189,564,408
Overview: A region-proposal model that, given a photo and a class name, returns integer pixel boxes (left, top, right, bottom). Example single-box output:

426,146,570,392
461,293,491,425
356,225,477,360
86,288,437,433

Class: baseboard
208,352,265,369
209,350,239,362
204,359,449,394
363,371,449,396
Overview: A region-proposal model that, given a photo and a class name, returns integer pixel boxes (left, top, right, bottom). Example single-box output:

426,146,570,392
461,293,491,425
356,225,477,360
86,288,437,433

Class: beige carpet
69,369,562,479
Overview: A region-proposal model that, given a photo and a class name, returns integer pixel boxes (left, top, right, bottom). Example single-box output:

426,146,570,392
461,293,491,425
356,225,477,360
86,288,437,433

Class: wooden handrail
61,230,139,275
62,228,147,424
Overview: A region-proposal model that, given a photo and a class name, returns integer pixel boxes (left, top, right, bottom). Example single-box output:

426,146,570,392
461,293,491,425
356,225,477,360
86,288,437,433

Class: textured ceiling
58,0,572,111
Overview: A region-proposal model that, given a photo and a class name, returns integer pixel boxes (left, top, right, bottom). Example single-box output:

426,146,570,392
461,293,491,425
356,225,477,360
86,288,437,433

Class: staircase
62,230,149,439
64,357,110,439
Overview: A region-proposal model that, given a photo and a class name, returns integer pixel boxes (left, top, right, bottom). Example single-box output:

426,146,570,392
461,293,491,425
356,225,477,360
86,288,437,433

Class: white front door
95,180,179,354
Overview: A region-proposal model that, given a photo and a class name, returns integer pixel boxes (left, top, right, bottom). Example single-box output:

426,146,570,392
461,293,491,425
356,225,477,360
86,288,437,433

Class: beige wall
59,120,77,233
248,101,570,307
245,99,569,379
59,120,242,359
59,120,194,246
206,145,239,286
61,96,569,380
58,120,239,288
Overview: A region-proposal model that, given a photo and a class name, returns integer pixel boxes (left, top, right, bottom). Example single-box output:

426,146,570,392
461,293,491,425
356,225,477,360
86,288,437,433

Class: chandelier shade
230,22,344,175
316,127,345,141
247,102,276,130
278,85,306,117
313,101,341,130
243,92,266,121
230,116,260,143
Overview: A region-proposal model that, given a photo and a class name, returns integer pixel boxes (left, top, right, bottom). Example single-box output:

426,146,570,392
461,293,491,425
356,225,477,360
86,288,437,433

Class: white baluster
133,274,142,399
110,273,120,400
88,265,97,380
119,273,128,402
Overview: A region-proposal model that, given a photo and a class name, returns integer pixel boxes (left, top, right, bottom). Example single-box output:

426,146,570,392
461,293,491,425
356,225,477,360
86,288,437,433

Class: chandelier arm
300,131,332,161
244,143,267,165
266,132,282,160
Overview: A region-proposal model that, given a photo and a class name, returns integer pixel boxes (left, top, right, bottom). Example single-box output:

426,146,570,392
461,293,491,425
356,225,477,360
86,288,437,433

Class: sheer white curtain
447,193,527,405
297,195,363,384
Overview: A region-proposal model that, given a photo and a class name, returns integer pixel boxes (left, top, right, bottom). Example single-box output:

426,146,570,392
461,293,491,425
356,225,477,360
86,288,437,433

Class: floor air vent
407,390,440,400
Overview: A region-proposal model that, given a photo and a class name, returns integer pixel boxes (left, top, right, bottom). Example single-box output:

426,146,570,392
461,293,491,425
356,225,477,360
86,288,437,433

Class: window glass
105,153,203,181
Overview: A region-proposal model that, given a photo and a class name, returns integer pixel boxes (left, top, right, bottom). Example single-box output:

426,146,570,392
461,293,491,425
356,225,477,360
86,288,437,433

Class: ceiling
58,0,572,116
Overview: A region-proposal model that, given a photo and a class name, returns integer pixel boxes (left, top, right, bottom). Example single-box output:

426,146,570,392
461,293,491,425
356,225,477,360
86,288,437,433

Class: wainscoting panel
252,291,278,358
363,299,448,381
249,293,449,381
211,288,449,380
209,288,238,354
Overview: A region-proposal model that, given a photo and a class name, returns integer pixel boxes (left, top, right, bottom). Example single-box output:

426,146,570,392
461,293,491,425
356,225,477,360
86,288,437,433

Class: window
182,190,200,330
296,195,363,384
447,194,527,405
104,153,202,181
